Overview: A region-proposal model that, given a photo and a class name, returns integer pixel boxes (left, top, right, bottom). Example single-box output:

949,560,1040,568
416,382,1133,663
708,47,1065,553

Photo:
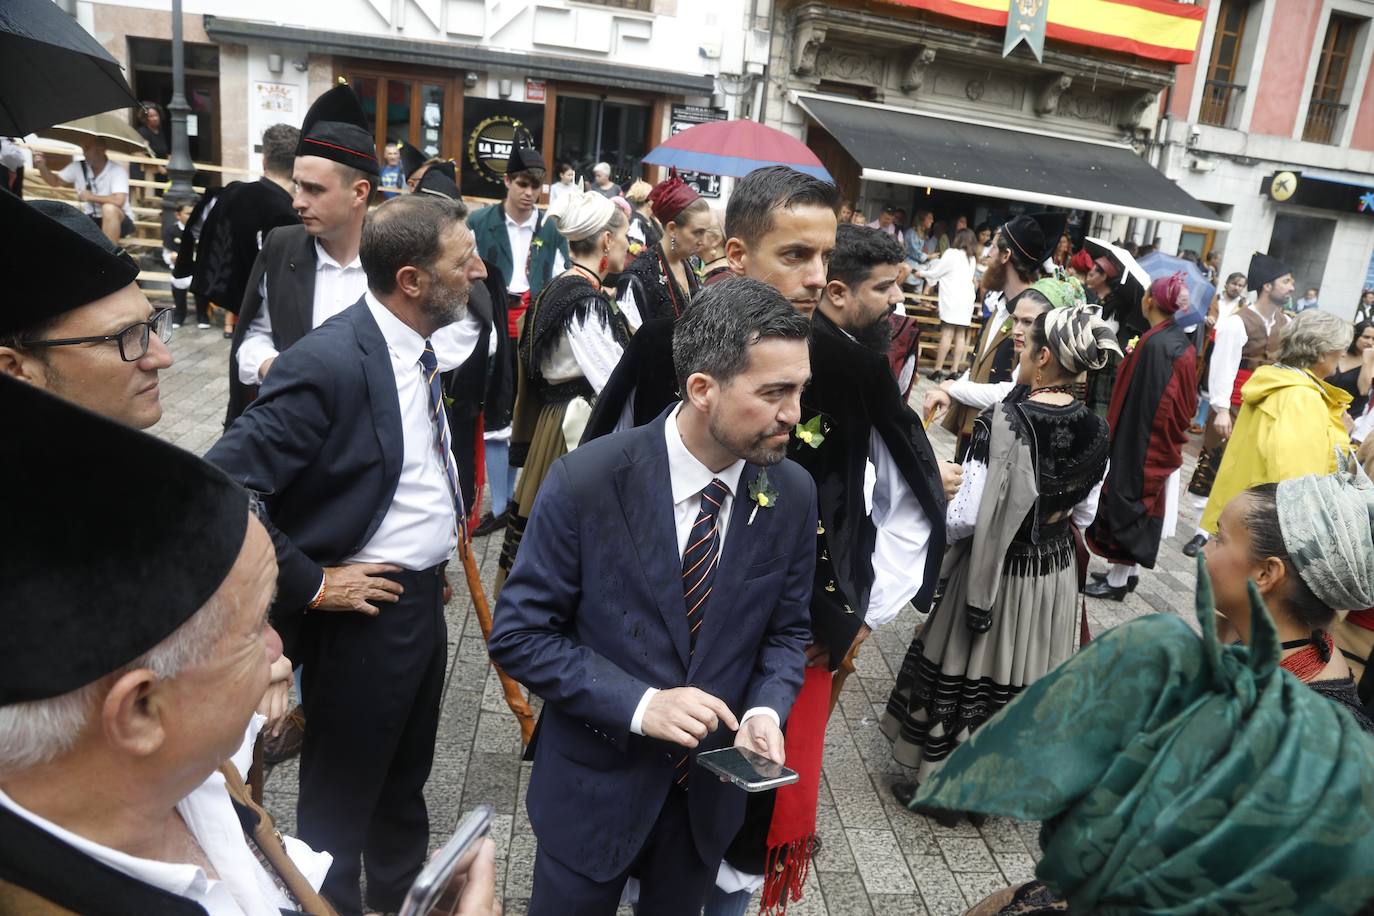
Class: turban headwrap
1030,276,1086,311
1276,457,1374,612
1069,249,1095,274
547,188,616,242
647,172,701,226
1093,256,1121,281
1042,305,1122,374
1149,271,1189,314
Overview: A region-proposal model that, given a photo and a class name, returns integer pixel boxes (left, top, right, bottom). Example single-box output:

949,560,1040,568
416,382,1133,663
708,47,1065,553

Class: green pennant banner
1003,0,1048,62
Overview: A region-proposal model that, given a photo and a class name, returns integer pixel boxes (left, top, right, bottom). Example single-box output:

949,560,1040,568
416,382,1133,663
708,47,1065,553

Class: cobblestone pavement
157,326,1203,914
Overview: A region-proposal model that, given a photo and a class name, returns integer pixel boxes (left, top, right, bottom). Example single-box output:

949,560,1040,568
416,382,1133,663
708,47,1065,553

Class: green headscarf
1030,274,1086,310
915,556,1374,915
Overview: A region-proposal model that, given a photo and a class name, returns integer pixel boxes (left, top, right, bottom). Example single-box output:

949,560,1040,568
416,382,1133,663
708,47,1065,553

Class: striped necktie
675,477,730,787
420,341,465,541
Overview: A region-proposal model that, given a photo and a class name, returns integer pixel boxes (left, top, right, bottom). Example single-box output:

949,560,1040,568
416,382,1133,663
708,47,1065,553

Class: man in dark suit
488,278,816,915
207,194,489,915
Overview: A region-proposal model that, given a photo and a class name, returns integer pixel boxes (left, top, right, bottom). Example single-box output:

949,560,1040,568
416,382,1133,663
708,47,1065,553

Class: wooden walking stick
458,531,536,745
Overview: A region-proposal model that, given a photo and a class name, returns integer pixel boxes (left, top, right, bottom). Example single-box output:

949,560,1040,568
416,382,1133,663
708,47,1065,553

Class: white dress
921,248,977,326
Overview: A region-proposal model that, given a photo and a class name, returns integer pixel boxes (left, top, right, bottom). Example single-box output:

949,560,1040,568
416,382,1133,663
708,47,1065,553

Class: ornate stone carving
1055,93,1114,125
816,47,884,87
1034,73,1072,115
900,46,937,94
793,23,827,76
1118,90,1156,129
965,80,984,102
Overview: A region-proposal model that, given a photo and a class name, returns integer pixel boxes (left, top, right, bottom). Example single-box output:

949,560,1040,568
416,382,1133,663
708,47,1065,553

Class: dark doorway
1269,212,1337,295
129,38,220,186
553,95,651,191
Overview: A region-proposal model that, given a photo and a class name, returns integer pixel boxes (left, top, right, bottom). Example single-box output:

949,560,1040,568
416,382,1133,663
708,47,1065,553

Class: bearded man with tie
207,193,488,915
488,278,816,915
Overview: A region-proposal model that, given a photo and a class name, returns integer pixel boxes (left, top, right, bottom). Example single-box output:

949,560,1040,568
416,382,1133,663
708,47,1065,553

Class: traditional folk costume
941,213,1066,460
1087,273,1199,595
1184,253,1292,548
615,175,702,330
0,378,335,916
495,190,631,592
913,558,1374,915
1082,251,1147,417
884,308,1116,796
188,175,299,327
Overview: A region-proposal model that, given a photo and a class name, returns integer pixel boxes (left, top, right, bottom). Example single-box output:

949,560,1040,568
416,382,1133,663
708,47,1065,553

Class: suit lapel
613,423,691,668
688,463,764,675
353,302,404,536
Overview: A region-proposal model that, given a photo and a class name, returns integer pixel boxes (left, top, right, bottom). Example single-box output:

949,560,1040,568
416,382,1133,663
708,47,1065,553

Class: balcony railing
1303,98,1348,144
1198,79,1246,128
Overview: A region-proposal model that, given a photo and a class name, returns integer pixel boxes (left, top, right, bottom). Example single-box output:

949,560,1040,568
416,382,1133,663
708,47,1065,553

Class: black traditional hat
296,82,380,177
1247,251,1290,292
506,146,546,177
397,140,427,179
1003,211,1068,266
415,165,462,201
0,376,251,706
0,190,139,337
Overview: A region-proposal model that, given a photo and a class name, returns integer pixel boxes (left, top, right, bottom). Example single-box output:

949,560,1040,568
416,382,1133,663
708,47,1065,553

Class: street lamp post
162,0,196,221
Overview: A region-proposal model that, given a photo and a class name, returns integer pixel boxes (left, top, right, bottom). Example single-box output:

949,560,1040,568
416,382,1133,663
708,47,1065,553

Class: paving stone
847,829,917,894
935,834,998,873
817,870,874,915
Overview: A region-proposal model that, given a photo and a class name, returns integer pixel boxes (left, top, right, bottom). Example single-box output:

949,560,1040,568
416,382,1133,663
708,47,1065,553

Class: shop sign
462,98,546,200
526,79,547,103
1261,171,1374,217
670,104,728,198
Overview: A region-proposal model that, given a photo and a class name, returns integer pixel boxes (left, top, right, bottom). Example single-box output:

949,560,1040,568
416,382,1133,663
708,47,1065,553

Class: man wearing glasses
0,191,173,430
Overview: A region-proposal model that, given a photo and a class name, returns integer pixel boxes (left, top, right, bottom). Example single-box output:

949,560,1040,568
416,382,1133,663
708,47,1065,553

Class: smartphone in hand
696,746,799,792
399,805,494,916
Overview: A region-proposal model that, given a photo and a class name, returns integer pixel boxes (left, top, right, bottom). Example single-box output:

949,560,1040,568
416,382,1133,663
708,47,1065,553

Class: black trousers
296,564,448,916
528,788,718,916
171,287,209,325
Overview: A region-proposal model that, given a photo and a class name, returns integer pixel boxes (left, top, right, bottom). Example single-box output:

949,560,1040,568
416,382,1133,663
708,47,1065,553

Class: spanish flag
878,0,1205,64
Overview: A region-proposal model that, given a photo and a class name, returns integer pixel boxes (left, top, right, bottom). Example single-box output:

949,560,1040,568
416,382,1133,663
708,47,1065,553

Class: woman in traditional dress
883,305,1119,816
495,189,630,591
615,173,710,330
623,179,660,254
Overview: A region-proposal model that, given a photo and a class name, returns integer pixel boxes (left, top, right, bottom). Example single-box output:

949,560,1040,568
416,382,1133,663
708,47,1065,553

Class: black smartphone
398,804,494,916
695,746,799,792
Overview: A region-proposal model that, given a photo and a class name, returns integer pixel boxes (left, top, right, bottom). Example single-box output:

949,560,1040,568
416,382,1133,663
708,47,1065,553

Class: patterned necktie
420,341,465,541
682,478,730,656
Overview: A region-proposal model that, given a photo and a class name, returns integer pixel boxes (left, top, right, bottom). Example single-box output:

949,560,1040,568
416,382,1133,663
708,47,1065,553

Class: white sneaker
198,323,211,329
172,322,183,329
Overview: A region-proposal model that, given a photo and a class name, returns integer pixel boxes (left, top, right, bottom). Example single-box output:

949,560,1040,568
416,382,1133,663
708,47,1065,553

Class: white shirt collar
664,403,746,506
313,239,362,272
503,207,539,230
364,290,427,365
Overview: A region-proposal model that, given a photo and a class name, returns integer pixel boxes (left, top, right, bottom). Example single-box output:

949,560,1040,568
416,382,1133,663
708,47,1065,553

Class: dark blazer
487,410,815,881
207,298,403,651
224,224,318,427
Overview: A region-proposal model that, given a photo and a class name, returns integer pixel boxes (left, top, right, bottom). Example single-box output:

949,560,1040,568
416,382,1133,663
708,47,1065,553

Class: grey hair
361,194,470,294
593,162,611,176
0,592,236,775
1278,309,1352,369
672,277,811,393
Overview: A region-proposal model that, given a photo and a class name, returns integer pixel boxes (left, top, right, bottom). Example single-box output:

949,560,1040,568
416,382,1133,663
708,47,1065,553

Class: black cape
615,242,699,324
580,317,679,440
192,177,300,312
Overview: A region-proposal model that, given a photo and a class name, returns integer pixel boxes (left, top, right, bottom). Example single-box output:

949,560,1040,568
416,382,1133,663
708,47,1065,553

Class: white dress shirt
1208,303,1280,411
236,240,368,385
346,292,460,570
629,404,778,735
0,716,330,916
862,430,934,630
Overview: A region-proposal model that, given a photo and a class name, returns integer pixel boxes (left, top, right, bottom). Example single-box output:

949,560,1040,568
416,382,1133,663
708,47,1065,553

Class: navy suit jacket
487,410,815,881
206,299,404,647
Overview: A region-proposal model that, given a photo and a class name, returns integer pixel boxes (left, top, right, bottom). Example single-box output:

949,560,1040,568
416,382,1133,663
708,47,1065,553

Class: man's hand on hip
317,563,404,616
734,714,785,766
642,687,739,749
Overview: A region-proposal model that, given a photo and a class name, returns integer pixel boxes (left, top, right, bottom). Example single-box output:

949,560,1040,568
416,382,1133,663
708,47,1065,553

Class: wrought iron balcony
1303,98,1348,144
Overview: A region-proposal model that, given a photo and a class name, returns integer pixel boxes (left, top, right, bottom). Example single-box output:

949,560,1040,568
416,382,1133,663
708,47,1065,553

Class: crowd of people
3,77,1374,916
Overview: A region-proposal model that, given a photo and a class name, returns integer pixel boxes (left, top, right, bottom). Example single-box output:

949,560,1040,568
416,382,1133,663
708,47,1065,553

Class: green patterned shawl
915,556,1374,915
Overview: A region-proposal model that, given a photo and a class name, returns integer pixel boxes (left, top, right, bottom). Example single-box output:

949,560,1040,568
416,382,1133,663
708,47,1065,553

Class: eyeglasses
24,308,173,362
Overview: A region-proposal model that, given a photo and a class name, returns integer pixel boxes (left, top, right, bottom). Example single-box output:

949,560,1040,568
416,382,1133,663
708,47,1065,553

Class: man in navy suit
207,194,489,915
489,278,817,915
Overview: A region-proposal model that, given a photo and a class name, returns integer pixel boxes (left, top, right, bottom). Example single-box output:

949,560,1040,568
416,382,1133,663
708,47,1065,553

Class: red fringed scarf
760,666,831,914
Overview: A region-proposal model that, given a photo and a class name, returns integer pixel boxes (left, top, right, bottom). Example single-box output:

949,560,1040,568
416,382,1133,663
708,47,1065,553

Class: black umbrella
0,0,138,137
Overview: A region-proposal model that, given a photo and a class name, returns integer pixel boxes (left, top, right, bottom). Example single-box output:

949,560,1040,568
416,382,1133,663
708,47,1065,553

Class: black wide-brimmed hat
296,82,380,177
0,189,139,336
0,376,251,706
1247,252,1291,292
1003,211,1068,266
415,165,461,201
506,146,546,176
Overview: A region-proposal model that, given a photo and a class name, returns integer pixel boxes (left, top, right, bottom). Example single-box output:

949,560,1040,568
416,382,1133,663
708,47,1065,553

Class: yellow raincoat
1200,364,1351,532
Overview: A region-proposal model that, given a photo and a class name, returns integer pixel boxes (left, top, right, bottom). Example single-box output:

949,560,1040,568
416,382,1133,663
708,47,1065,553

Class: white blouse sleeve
566,313,625,395
864,431,934,630
1071,460,1108,530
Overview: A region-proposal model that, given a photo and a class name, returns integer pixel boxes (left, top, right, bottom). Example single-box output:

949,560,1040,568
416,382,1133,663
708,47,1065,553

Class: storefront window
554,96,650,189
340,64,457,162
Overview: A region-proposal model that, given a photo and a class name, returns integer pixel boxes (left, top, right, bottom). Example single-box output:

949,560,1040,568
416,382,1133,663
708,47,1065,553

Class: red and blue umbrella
643,119,833,181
